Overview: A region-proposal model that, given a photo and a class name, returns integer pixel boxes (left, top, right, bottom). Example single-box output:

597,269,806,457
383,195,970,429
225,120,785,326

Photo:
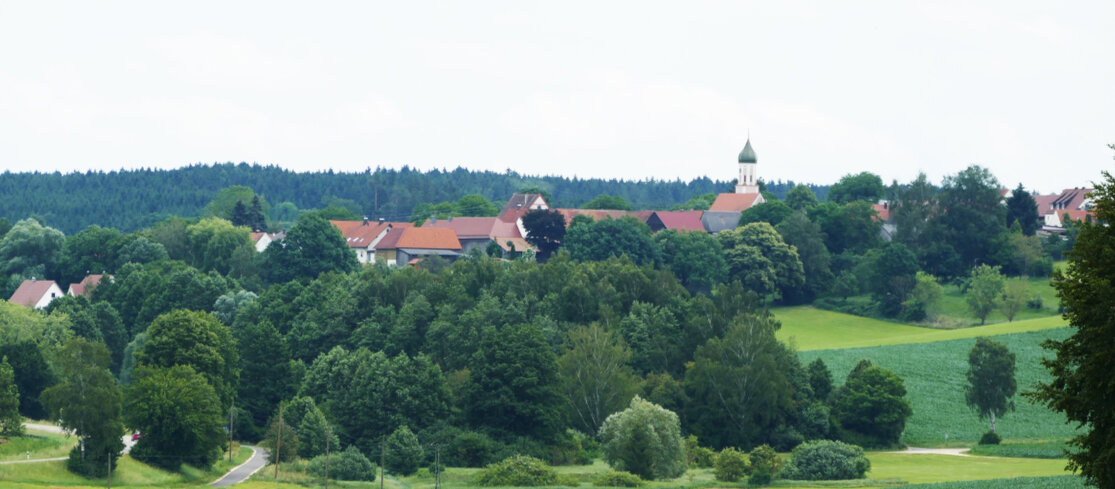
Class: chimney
378,217,385,224
363,216,369,226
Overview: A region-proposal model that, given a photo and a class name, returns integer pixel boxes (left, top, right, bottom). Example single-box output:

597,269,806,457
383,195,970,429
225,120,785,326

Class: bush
475,455,559,487
748,444,781,485
384,425,423,476
1026,294,1044,310
446,430,497,468
594,470,644,487
306,445,377,481
548,429,592,465
1028,258,1053,278
979,431,1002,445
713,447,749,482
781,440,870,481
599,396,687,480
684,435,715,468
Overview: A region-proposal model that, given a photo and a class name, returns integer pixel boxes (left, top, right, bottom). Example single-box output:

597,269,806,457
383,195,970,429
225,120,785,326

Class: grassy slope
799,328,1078,446
0,445,253,488
775,306,1066,351
0,428,75,461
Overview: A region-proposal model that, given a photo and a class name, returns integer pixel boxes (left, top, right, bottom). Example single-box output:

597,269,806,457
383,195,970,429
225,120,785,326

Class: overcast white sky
1,1,1112,193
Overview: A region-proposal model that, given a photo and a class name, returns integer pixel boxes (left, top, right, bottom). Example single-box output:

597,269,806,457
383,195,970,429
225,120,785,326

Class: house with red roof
646,211,705,233
249,231,284,253
373,227,462,266
67,274,107,297
9,279,63,309
423,216,533,256
331,219,413,263
1041,188,1095,230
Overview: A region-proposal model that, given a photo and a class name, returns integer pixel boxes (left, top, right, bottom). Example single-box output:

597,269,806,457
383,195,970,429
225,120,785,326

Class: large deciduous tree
828,172,884,204
598,396,687,480
776,213,834,303
965,337,1016,434
521,209,566,261
785,185,820,211
262,213,357,283
0,218,65,295
966,264,1005,325
868,242,920,317
125,365,225,470
654,229,727,292
718,222,805,302
1027,168,1115,488
0,357,21,436
135,310,239,410
41,338,124,477
564,217,658,266
558,324,640,434
831,360,912,448
1005,184,1039,236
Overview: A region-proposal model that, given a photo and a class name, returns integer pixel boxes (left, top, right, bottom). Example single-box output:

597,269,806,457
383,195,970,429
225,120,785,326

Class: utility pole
380,437,385,489
274,405,283,480
228,404,235,463
323,425,331,489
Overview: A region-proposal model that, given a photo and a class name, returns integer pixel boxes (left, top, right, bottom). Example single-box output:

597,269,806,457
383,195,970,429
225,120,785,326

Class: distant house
872,203,896,241
373,227,462,266
67,274,107,297
701,211,742,234
709,193,765,212
1045,209,1096,228
249,231,284,253
423,216,530,255
554,209,651,227
646,211,705,233
498,193,549,223
9,279,63,309
331,219,413,263
1040,188,1095,231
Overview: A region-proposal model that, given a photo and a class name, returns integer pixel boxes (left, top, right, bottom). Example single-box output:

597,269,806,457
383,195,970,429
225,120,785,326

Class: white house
9,279,64,309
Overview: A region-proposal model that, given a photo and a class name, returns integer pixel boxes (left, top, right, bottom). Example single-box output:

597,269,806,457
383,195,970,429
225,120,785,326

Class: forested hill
0,163,823,234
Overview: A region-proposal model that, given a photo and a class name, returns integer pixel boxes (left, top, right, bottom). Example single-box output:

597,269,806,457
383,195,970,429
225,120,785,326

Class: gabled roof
701,211,741,234
9,280,60,307
392,228,462,250
68,274,106,297
498,193,548,223
1051,188,1094,211
648,211,705,232
1033,194,1060,215
494,237,536,253
872,203,891,222
375,227,407,249
424,217,523,240
555,209,639,227
709,193,764,212
330,220,410,249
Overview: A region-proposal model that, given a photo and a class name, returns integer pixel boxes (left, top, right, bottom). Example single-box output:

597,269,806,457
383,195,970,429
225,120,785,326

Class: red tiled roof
1033,194,1060,215
709,193,763,212
555,209,640,226
394,228,462,250
9,280,60,307
498,193,548,223
1051,188,1094,212
375,227,406,249
330,220,411,249
1061,209,1096,223
68,274,105,297
650,211,705,231
872,203,891,222
424,217,522,240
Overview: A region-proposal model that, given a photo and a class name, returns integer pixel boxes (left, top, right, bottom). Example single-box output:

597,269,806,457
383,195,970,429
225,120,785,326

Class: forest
0,162,1091,486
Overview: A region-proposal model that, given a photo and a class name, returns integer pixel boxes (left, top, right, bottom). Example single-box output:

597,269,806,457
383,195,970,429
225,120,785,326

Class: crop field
890,475,1084,489
967,440,1068,459
799,328,1078,446
775,306,1067,351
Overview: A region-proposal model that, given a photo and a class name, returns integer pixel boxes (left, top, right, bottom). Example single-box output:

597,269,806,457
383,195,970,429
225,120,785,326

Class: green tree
235,320,294,437
0,218,64,294
831,360,912,448
0,340,55,419
654,229,727,291
808,201,883,255
564,217,658,266
521,209,567,261
185,217,254,275
1005,184,1039,236
385,425,424,476
126,365,225,469
583,194,633,210
892,172,936,250
135,310,239,409
261,418,299,463
0,357,21,436
923,166,1006,278
966,337,1016,434
598,396,687,480
115,236,169,267
806,358,833,401
718,223,805,302
41,339,125,477
738,200,795,227
455,194,500,216
785,185,820,211
828,172,884,204
966,264,1005,325
713,447,748,482
999,279,1029,322
868,242,920,317
261,213,357,283
901,271,944,322
1026,168,1115,488
56,225,122,286
558,324,640,434
776,213,834,303
296,403,338,459
206,186,269,221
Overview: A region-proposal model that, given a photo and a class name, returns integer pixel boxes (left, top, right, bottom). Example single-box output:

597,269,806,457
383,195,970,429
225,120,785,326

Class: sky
0,1,1112,193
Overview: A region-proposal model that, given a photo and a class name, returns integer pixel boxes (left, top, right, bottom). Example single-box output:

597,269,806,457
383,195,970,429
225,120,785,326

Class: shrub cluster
781,440,870,481
306,445,377,481
474,455,559,487
747,444,780,485
979,431,1002,445
594,470,643,487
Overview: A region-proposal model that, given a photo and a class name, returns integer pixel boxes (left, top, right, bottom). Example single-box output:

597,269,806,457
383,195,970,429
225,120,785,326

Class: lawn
0,428,75,461
932,275,1060,326
967,440,1069,459
775,306,1066,351
0,444,253,487
799,328,1079,446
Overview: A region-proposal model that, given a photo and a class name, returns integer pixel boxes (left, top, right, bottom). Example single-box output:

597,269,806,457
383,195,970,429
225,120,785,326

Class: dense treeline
0,163,823,234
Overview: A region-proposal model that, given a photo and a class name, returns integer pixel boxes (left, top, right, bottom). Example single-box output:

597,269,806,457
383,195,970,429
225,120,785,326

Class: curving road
210,446,268,487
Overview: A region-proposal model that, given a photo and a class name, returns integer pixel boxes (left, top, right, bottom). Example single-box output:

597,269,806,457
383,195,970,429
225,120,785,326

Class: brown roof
872,203,891,222
9,280,60,307
555,209,642,226
424,217,523,240
495,237,536,253
394,228,462,250
649,211,705,231
1033,194,1060,215
69,274,105,297
1051,188,1094,211
330,220,411,249
709,193,764,212
498,193,548,223
375,227,407,249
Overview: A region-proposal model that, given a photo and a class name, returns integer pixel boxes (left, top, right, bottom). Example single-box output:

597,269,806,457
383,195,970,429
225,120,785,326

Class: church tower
734,138,759,194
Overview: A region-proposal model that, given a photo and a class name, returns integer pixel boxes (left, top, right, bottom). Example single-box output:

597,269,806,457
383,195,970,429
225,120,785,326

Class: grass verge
967,440,1069,459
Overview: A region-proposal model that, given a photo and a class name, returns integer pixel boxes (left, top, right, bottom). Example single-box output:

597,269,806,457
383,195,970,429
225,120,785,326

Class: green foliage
809,201,883,255
598,396,687,480
594,470,644,487
967,264,1005,325
718,222,805,301
1026,172,1115,488
785,185,820,211
923,166,1007,279
558,324,640,434
966,336,1017,434
444,430,498,468
40,338,124,476
0,218,64,295
261,213,357,283
235,319,293,436
868,242,920,317
968,440,1067,458
564,217,658,265
807,358,833,401
781,440,869,480
713,447,749,482
684,435,715,468
474,455,559,487
521,209,567,261
385,425,424,476
747,444,780,485
776,212,834,303
0,357,21,436
902,272,943,322
828,172,884,204
455,194,500,216
999,279,1029,322
261,418,299,464
206,186,269,221
125,365,225,470
295,401,337,459
583,194,633,210
185,217,254,275
831,360,912,448
306,445,377,481
979,431,1003,445
136,309,239,409
673,193,716,211
738,200,795,227
654,229,727,291
1005,185,1040,236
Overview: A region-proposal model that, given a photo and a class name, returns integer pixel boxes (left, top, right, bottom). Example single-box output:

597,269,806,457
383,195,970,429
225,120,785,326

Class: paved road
24,422,138,454
210,446,268,487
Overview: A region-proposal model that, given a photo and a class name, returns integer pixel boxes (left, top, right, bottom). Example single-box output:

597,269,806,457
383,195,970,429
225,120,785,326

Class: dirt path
892,446,972,456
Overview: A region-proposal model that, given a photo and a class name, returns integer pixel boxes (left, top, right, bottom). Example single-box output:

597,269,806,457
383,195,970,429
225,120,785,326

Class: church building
708,138,766,212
